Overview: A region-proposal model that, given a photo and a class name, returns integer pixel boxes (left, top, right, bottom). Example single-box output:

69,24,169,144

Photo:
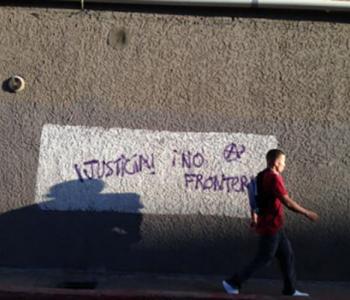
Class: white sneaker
292,290,310,297
222,280,239,295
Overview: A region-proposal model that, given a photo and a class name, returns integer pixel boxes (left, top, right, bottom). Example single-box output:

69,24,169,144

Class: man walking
223,149,319,297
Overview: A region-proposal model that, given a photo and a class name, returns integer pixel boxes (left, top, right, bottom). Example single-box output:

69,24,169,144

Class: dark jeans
228,230,296,295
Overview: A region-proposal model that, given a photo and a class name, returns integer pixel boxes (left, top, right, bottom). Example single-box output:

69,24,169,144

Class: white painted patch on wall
34,124,278,217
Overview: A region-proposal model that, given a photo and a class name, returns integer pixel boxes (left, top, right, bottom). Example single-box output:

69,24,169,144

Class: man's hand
250,212,258,228
305,210,319,222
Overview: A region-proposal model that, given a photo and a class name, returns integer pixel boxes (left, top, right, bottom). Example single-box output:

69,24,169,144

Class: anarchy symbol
223,143,246,162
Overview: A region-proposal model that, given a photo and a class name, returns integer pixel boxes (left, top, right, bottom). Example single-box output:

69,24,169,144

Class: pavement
0,268,348,300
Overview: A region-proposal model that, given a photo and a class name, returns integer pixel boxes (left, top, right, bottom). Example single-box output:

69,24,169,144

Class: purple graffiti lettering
123,155,138,175
97,161,106,179
184,173,252,193
139,154,155,173
105,161,114,177
172,149,178,167
211,175,225,191
203,176,214,190
213,175,225,191
230,176,241,192
240,175,249,192
194,174,204,190
114,157,123,176
192,152,205,168
83,160,99,179
74,164,84,183
223,143,246,162
224,176,232,193
184,173,196,188
74,153,156,182
172,149,206,169
181,151,192,168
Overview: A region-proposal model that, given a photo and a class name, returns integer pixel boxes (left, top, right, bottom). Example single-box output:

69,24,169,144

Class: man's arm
280,194,319,221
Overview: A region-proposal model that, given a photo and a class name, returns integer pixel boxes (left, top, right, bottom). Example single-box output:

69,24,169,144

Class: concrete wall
0,4,349,281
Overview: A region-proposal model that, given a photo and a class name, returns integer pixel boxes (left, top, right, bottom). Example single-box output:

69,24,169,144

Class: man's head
266,149,286,173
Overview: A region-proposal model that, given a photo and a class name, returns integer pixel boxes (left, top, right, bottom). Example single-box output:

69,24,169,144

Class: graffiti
223,143,246,162
184,173,251,193
74,153,155,182
171,149,206,168
74,144,250,192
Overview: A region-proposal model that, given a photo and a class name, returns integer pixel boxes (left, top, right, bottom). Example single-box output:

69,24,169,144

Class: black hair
266,149,285,165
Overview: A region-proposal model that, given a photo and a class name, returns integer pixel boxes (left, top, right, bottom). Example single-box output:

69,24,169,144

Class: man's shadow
0,179,143,271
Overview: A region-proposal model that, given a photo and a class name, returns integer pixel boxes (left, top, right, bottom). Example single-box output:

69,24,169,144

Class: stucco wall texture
0,5,349,281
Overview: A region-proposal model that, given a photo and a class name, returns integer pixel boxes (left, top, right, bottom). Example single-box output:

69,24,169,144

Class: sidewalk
0,268,348,299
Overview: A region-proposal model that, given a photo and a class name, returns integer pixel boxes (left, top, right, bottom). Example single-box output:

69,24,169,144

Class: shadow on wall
0,179,348,280
0,179,143,271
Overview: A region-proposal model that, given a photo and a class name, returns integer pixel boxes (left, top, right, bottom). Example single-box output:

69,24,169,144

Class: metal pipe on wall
56,0,350,11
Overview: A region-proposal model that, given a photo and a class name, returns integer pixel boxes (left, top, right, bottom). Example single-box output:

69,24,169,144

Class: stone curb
0,286,285,300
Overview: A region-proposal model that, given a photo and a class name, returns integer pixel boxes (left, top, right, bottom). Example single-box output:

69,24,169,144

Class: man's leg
275,231,297,295
226,233,280,289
